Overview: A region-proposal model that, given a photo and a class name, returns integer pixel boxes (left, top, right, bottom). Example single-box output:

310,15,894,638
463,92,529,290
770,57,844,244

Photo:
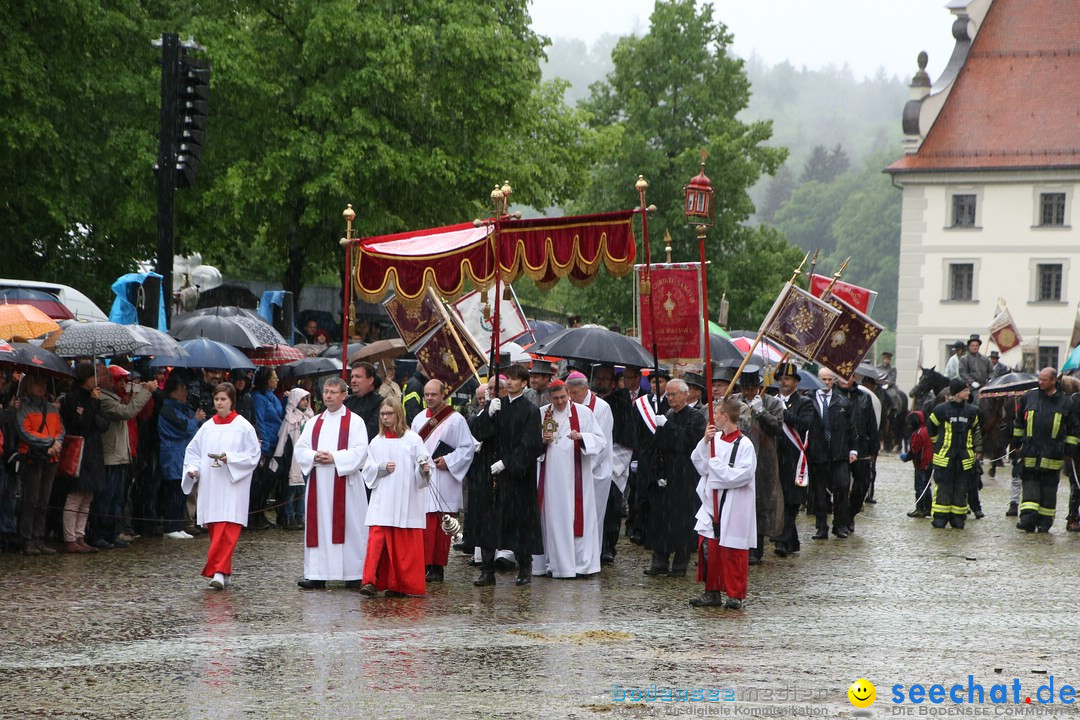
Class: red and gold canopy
352,210,636,303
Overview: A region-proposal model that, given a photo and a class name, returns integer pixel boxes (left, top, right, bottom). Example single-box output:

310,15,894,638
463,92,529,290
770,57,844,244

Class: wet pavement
2,455,1080,719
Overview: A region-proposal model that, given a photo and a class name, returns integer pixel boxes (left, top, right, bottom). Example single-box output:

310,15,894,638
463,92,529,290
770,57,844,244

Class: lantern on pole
684,154,715,429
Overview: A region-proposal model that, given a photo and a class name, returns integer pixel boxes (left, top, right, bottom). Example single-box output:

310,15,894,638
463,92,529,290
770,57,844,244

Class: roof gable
889,0,1080,173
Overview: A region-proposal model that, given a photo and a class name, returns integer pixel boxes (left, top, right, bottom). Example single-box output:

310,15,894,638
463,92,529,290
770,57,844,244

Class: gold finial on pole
820,257,850,301
664,229,673,264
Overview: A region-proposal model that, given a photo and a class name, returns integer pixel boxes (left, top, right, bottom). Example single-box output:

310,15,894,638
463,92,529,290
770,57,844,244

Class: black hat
529,359,556,376
774,361,801,379
738,364,762,387
712,360,738,383
968,334,982,345
952,340,965,349
684,372,706,391
654,365,672,380
881,351,893,358
989,350,1000,358
949,377,967,396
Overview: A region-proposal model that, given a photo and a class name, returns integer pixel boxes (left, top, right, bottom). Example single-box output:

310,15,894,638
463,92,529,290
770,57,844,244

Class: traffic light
176,50,210,188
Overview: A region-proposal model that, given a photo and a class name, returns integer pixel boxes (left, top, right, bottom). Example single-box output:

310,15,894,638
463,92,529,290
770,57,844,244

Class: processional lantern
684,158,715,227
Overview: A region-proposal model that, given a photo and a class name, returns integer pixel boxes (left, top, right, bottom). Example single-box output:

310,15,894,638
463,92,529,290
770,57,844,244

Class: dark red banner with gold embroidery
637,265,702,363
815,295,884,381
383,293,442,350
414,313,486,393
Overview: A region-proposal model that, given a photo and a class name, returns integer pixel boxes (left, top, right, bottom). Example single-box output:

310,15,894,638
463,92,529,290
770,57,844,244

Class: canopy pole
636,176,660,412
341,205,356,380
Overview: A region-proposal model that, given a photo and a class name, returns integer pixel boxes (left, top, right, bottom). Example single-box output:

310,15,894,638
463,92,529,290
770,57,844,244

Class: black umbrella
709,333,743,364
979,371,1039,397
149,337,256,371
320,342,366,359
171,314,264,349
533,327,654,368
278,357,343,381
6,343,73,378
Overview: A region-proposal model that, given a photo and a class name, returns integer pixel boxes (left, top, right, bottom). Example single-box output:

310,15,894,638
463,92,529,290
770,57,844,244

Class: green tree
176,0,594,300
546,0,799,331
0,2,158,306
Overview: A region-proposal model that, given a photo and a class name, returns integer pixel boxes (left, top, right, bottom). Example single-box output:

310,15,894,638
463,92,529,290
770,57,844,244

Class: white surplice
532,402,606,578
362,431,430,529
410,409,474,513
582,390,614,546
294,406,370,581
691,431,758,549
182,414,261,526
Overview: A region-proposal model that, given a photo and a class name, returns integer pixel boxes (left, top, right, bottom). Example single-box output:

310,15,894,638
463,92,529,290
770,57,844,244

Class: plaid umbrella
0,304,62,342
51,321,149,358
0,289,75,320
248,344,305,367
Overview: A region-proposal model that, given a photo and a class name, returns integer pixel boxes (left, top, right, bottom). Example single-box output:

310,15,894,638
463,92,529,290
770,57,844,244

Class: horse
877,384,909,453
910,366,950,418
976,393,1015,476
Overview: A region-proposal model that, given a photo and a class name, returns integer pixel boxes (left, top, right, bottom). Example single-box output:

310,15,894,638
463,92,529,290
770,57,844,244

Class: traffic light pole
155,32,179,328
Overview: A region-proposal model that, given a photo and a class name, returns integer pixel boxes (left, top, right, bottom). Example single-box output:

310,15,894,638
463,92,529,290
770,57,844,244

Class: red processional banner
383,292,443,350
636,265,702,364
810,274,877,315
989,306,1022,353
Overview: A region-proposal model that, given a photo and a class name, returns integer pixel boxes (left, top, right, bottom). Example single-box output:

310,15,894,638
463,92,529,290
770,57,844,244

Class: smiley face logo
848,678,876,708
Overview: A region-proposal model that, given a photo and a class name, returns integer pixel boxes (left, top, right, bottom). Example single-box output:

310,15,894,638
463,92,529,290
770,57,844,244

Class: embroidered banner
383,293,442,350
814,295,884,381
989,306,1023,353
636,265,703,365
760,282,843,361
810,274,877,315
414,313,486,393
451,288,528,355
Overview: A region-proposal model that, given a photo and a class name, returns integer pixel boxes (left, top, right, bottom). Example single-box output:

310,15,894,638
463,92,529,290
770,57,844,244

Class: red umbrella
0,288,75,320
248,344,305,367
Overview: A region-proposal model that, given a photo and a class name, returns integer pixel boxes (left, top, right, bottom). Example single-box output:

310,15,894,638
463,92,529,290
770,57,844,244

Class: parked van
0,278,109,322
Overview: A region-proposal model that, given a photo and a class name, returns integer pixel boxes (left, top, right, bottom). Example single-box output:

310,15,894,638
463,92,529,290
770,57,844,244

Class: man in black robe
344,362,383,440
643,378,706,577
773,362,813,556
591,364,636,564
469,364,543,587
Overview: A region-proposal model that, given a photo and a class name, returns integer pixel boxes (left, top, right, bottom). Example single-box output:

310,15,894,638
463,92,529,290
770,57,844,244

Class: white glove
972,382,981,389
490,460,505,475
654,415,667,428
750,395,763,413
488,397,501,415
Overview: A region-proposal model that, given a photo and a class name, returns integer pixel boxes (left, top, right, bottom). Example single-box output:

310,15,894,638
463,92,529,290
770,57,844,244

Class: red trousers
696,536,748,600
202,522,242,578
364,526,426,596
423,512,452,567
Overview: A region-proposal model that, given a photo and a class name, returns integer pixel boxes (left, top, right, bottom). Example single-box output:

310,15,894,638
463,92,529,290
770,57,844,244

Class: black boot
689,590,724,607
297,579,327,590
515,553,532,585
473,572,496,586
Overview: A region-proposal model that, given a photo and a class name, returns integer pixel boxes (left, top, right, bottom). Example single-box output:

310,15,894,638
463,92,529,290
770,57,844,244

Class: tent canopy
353,210,636,303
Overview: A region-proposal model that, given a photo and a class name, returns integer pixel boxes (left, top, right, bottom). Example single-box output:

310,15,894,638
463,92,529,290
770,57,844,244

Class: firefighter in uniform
927,378,982,529
1013,367,1079,533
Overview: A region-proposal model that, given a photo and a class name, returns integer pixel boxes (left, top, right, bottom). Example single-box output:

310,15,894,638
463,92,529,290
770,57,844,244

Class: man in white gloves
470,364,544,587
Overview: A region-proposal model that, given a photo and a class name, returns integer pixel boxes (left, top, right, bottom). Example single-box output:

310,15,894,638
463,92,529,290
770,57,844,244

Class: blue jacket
253,389,284,455
158,397,200,480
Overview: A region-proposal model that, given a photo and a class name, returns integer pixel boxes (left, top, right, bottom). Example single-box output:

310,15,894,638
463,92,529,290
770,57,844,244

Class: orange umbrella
0,304,62,342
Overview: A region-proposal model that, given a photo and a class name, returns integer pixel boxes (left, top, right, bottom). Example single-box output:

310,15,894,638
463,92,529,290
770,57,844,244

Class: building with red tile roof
887,0,1080,387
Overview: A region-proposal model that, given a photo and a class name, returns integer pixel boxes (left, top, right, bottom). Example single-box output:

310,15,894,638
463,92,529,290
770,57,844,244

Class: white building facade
888,0,1080,390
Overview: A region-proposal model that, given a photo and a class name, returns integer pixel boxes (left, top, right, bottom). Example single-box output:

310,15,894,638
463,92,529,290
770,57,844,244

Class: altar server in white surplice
532,380,607,578
294,376,369,588
410,379,475,583
361,399,432,597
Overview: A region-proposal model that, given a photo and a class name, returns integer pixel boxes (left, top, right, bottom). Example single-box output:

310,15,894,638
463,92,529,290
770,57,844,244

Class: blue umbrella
1063,345,1080,372
149,337,255,371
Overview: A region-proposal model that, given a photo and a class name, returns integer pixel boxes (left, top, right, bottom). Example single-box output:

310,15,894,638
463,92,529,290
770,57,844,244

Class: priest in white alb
565,371,613,557
410,379,475,583
294,376,370,589
532,380,607,578
361,399,432,597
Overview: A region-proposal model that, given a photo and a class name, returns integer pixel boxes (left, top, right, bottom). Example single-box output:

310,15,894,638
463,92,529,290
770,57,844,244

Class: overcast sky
529,0,959,81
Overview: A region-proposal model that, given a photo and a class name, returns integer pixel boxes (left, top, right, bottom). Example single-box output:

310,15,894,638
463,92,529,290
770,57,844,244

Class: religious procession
10,1,1080,716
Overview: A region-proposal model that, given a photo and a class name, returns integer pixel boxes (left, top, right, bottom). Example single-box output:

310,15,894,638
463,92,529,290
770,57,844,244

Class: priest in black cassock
642,378,707,577
468,364,544,587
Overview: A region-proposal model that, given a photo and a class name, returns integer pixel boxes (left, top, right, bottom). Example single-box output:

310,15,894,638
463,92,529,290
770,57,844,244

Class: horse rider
958,334,992,392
